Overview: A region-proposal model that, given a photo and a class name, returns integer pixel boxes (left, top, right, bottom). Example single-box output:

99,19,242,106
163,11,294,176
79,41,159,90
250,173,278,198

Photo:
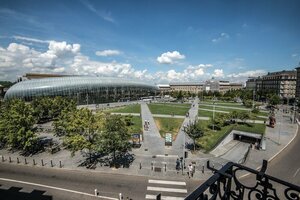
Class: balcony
185,160,300,200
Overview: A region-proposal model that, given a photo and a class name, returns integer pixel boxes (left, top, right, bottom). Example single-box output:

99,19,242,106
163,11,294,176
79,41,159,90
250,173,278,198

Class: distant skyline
0,0,300,83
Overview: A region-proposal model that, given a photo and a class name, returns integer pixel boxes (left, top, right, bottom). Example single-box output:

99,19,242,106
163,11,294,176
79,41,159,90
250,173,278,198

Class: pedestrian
188,164,193,178
176,158,180,173
192,164,195,177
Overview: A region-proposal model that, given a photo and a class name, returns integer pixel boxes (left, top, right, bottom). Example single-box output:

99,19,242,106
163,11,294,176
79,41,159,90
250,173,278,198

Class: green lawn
154,117,184,139
105,104,141,113
200,101,246,108
199,104,249,112
198,109,214,118
124,116,143,134
196,120,266,152
148,103,190,115
198,105,269,120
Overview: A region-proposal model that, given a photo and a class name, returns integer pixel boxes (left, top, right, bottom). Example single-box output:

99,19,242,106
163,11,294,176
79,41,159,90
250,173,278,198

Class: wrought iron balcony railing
185,160,300,200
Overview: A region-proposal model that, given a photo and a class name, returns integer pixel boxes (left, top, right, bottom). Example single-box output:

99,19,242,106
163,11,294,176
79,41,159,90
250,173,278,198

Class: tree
98,114,131,167
238,111,250,124
183,120,204,151
54,108,101,161
269,94,280,106
0,99,37,152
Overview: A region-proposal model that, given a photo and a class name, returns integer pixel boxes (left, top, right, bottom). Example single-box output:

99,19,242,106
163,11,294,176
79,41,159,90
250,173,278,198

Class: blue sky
0,0,299,83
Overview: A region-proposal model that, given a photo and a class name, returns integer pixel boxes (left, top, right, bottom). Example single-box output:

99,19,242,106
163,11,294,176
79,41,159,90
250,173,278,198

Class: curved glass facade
4,77,159,104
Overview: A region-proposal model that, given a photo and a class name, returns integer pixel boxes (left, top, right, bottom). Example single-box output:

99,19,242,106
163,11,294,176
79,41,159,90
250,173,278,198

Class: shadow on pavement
0,185,52,200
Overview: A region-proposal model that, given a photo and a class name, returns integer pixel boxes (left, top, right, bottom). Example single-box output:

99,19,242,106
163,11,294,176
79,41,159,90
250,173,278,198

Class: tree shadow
78,151,135,169
20,137,60,157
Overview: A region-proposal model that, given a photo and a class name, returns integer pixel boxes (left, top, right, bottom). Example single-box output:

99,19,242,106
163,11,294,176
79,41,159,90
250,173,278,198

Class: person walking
176,158,180,173
188,164,193,178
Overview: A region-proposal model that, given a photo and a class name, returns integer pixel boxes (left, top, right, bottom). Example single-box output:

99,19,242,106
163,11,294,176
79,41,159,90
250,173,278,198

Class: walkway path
140,102,165,156
171,98,199,156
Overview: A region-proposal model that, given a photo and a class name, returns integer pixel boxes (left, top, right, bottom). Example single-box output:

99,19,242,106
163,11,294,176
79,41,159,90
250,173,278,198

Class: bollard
165,164,166,172
202,165,204,173
119,193,123,200
94,189,97,196
151,162,153,170
59,161,62,168
9,157,11,163
51,160,53,167
139,162,142,169
17,157,19,164
1,155,4,162
25,158,27,165
33,159,35,165
41,159,44,166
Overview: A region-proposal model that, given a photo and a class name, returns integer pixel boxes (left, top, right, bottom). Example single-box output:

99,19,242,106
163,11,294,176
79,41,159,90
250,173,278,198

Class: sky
0,0,300,83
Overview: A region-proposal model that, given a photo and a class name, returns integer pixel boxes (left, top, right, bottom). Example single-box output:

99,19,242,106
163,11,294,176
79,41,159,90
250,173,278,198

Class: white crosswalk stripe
145,179,187,200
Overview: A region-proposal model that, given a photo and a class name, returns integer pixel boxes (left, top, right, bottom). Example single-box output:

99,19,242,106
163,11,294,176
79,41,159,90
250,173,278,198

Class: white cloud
292,53,298,58
80,0,115,23
227,70,266,78
12,35,50,44
0,40,214,83
95,50,121,56
157,51,185,64
212,69,224,78
212,32,230,43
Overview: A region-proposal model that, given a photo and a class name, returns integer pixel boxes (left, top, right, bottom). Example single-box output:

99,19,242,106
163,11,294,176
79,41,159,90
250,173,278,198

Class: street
0,162,202,199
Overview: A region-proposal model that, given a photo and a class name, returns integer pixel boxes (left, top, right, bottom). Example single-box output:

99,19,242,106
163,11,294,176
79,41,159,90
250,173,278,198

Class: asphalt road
240,123,300,198
0,163,202,200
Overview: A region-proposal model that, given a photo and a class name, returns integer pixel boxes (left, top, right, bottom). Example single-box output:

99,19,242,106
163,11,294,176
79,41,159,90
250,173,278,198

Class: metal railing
185,160,300,200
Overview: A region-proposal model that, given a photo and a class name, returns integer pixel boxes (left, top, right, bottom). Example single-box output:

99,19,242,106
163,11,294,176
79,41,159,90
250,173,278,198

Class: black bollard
1,155,4,162
51,160,53,167
25,158,27,165
165,164,166,172
139,162,142,169
17,157,19,164
151,162,153,170
202,165,204,173
41,159,44,166
33,159,35,165
59,161,62,168
9,157,11,163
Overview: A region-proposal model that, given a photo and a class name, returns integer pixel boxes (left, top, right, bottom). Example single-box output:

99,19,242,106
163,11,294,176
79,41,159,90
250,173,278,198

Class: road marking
293,168,300,178
147,186,187,193
148,180,186,186
0,177,118,200
145,194,184,200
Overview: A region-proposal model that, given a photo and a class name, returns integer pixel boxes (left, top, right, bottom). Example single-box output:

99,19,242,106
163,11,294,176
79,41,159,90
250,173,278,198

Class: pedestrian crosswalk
145,179,187,200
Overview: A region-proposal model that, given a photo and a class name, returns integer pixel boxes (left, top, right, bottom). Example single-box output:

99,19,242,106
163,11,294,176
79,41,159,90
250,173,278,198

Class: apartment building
246,70,296,99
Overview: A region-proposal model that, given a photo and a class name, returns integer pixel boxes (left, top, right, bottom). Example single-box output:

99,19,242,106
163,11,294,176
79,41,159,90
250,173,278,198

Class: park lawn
154,117,184,139
125,116,143,134
198,109,214,118
200,101,246,108
233,123,266,135
105,104,141,113
196,120,266,152
199,104,249,112
196,120,233,152
148,103,190,115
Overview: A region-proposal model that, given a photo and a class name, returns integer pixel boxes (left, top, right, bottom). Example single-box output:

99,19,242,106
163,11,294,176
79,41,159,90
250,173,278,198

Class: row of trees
0,97,132,166
53,108,131,165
